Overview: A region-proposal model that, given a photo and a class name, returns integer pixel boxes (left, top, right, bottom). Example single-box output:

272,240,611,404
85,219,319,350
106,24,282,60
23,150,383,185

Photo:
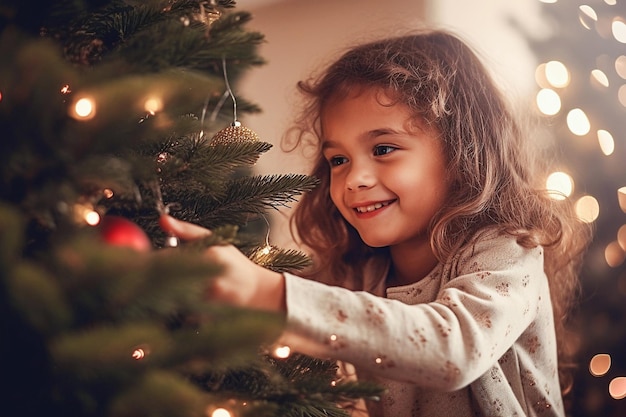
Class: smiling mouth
354,200,394,213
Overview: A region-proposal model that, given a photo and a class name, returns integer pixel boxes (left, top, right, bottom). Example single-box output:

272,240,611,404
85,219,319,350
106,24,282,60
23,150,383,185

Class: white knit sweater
279,230,564,417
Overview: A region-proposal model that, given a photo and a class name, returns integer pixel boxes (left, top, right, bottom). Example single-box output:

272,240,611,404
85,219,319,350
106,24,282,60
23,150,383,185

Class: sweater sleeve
277,233,548,390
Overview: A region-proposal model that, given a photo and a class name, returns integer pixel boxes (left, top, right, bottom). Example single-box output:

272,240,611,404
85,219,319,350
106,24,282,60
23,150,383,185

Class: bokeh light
575,195,600,223
567,108,591,135
605,241,626,267
618,84,626,107
273,345,291,359
617,224,626,251
546,171,574,200
578,5,598,30
612,18,626,43
72,97,96,120
589,353,611,377
597,130,615,155
144,96,163,115
619,187,626,212
591,69,609,87
616,55,626,79
545,60,570,88
211,408,232,417
609,377,626,400
536,88,561,115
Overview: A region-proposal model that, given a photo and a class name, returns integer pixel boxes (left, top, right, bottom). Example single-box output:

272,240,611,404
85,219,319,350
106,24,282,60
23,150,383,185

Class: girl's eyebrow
322,128,401,150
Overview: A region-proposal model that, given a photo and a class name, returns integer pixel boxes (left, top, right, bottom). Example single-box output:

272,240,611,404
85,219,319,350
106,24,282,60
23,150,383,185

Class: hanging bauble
210,121,260,146
98,215,151,252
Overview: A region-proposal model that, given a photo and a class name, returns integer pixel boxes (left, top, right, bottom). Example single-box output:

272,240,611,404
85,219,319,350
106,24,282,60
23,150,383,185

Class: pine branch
179,174,319,228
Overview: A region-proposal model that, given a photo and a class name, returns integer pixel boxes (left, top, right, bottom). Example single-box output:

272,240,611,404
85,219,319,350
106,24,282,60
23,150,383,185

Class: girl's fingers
159,214,212,240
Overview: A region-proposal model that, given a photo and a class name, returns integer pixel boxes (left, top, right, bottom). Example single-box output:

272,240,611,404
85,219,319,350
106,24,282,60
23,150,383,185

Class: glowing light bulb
72,97,96,120
132,348,146,360
211,408,232,417
85,211,101,226
536,88,561,115
273,345,291,359
144,97,163,115
566,108,590,136
546,171,574,200
589,353,611,376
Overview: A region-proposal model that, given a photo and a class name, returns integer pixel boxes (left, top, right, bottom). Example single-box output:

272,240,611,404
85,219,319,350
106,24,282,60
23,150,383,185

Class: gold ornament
210,120,260,145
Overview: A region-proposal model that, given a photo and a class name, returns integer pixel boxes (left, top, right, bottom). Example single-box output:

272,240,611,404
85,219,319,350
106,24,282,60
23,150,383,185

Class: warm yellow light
144,97,163,115
609,377,626,400
618,187,626,212
60,84,71,94
597,130,615,155
72,97,96,120
132,348,146,360
546,171,574,200
567,108,591,136
605,241,625,267
590,353,611,377
612,18,626,43
578,5,598,30
273,345,291,359
103,188,114,199
545,61,570,88
85,211,101,226
536,89,561,115
616,56,626,79
617,224,626,251
618,84,626,107
591,69,609,87
211,408,232,417
575,195,599,223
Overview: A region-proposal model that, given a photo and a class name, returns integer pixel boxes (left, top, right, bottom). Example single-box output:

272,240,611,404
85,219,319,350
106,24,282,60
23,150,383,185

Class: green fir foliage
0,1,381,417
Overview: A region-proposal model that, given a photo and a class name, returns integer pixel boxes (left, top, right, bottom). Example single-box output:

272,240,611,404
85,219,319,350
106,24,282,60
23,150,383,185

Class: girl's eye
373,145,397,156
328,156,348,167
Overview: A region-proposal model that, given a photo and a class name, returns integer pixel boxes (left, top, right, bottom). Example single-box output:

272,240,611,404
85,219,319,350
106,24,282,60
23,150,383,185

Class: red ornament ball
99,215,151,252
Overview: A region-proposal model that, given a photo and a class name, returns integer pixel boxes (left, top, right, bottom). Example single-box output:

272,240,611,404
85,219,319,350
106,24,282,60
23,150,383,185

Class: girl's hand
159,215,286,312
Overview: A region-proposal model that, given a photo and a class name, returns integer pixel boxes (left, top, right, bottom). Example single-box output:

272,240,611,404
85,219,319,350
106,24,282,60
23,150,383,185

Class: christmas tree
0,1,381,416
515,1,626,416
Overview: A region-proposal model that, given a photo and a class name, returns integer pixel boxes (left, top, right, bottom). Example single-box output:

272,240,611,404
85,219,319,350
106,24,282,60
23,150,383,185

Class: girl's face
320,87,450,253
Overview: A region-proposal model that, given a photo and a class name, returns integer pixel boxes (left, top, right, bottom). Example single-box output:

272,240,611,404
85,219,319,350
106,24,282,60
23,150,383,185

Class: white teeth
356,201,391,213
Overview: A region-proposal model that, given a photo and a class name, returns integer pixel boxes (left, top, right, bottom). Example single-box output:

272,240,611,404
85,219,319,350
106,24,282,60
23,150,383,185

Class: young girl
161,29,591,417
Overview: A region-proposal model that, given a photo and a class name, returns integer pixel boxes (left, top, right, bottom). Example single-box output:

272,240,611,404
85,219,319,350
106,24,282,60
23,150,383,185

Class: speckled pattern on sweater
279,229,564,417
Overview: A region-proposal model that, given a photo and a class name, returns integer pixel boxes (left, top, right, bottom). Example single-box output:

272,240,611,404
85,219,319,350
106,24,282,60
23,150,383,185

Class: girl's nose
346,164,375,191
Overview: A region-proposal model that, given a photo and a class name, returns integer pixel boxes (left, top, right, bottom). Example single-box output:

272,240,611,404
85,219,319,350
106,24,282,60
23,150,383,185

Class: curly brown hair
286,29,592,397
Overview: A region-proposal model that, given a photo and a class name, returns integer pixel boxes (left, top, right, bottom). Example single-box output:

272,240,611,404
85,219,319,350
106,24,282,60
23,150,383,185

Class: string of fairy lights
535,0,626,404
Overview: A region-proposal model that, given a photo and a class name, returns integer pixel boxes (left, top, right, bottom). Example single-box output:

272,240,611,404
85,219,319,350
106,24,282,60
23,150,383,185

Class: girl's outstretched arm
159,215,287,313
